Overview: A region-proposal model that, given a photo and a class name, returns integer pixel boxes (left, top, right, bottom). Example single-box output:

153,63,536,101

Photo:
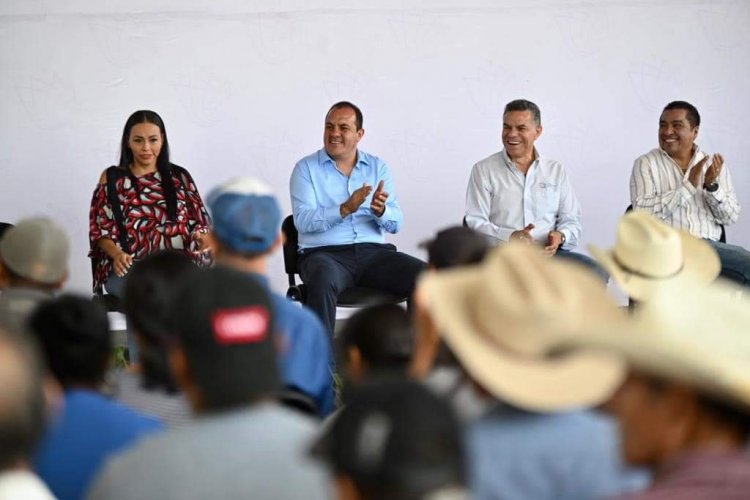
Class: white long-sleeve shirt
464,150,582,249
630,147,740,241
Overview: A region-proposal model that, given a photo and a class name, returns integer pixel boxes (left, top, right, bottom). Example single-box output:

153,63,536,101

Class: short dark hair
663,101,701,128
124,250,195,393
504,99,541,126
315,378,466,500
327,101,364,130
29,295,111,389
339,304,414,374
0,330,46,470
422,226,489,270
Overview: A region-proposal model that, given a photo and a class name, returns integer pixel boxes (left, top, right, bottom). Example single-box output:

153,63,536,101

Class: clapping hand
370,180,389,217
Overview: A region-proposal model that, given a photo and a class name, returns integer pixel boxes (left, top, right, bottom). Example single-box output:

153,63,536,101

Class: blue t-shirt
468,405,649,500
34,389,163,500
250,273,335,416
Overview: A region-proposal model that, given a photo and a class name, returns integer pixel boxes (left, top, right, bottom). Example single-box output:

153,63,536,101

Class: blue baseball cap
207,177,282,254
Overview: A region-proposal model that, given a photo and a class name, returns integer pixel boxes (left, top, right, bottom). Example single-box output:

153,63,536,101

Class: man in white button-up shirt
630,101,749,287
465,99,605,280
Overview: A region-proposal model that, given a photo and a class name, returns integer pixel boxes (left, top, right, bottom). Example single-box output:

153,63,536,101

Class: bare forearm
96,238,126,259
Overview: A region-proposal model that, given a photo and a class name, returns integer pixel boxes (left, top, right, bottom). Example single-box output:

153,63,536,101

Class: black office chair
625,204,726,243
281,215,407,307
90,258,125,313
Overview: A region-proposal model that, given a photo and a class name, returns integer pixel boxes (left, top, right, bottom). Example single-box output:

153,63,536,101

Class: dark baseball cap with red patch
172,265,279,411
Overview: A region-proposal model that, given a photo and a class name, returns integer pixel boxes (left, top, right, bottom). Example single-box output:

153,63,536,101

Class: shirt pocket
533,181,560,219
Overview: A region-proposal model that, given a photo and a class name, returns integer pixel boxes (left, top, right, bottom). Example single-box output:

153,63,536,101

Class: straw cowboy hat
557,278,750,411
589,211,720,301
417,243,626,413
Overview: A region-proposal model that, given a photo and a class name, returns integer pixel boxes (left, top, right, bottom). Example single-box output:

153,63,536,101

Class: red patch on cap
211,307,269,345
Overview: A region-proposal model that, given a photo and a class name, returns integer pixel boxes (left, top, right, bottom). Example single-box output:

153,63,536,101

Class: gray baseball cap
0,217,69,284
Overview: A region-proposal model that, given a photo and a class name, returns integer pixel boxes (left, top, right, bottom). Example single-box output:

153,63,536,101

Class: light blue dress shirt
468,406,649,500
465,150,583,250
290,149,402,250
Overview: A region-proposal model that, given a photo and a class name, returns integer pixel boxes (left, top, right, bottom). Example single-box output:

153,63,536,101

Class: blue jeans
104,273,138,363
298,243,426,336
554,249,609,284
706,240,750,287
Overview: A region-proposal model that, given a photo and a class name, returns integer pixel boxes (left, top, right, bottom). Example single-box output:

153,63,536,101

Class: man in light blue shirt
290,102,425,335
465,99,605,280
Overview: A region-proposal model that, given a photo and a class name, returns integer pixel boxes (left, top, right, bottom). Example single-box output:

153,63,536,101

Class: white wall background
1,0,748,296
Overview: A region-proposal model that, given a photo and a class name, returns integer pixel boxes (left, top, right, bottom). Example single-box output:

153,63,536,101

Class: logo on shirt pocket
534,182,559,218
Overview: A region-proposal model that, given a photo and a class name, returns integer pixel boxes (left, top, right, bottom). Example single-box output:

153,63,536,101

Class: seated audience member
590,211,720,306
118,250,194,429
0,218,69,334
0,328,55,500
206,177,334,417
630,100,749,287
313,378,468,500
561,280,750,498
338,304,413,388
410,244,648,500
417,225,491,421
290,101,426,336
464,99,607,282
88,266,331,500
420,225,489,270
30,296,163,500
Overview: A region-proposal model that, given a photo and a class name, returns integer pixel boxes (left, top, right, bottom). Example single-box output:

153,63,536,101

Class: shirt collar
658,143,704,166
318,148,369,168
501,148,540,171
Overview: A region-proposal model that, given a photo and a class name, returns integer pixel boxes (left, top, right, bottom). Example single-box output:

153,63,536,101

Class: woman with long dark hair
88,110,211,298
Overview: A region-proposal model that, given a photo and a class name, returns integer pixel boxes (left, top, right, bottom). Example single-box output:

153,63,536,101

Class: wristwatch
558,231,566,246
705,182,719,192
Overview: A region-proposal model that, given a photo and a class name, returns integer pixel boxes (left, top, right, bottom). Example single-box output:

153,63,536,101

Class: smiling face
128,122,163,170
658,109,698,160
502,110,542,163
323,106,364,163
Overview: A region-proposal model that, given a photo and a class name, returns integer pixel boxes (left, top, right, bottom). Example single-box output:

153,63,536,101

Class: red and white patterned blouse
88,167,212,293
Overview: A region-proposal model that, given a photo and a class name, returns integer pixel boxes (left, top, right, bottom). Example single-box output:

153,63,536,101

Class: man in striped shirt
630,101,749,287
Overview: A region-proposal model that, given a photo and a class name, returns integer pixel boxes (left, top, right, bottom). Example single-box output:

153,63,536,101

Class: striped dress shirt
630,147,740,241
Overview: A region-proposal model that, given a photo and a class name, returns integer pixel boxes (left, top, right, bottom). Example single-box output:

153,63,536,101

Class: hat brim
420,268,625,413
562,321,750,412
589,230,720,301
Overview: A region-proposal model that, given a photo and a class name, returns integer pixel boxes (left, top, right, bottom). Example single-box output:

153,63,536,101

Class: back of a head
339,304,414,377
29,295,110,390
317,378,466,500
0,223,13,242
124,250,195,392
172,266,280,412
421,226,489,270
0,217,69,288
0,329,47,471
207,177,282,257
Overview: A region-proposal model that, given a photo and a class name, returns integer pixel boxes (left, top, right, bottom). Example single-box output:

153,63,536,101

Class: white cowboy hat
417,243,625,413
589,211,720,301
556,278,750,411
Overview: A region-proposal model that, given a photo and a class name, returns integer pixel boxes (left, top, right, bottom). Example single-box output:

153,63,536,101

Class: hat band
613,254,684,280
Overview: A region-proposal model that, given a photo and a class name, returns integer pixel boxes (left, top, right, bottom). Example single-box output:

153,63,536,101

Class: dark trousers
555,249,610,284
298,243,426,335
706,240,750,287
